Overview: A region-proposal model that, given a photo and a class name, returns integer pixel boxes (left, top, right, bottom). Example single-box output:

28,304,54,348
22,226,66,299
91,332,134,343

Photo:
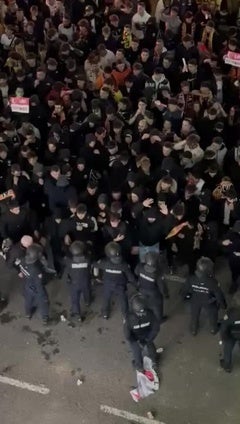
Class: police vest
133,321,150,330
192,283,210,295
139,272,157,291
71,263,88,269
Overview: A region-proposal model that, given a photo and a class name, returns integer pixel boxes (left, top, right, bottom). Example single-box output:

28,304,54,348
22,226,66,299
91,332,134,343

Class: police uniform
65,241,91,318
183,257,226,335
220,306,240,372
21,248,49,322
95,258,135,318
124,295,160,371
94,242,136,318
135,262,164,323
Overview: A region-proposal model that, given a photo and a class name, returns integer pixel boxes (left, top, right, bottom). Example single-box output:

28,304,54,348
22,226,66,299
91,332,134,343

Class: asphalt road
0,256,239,424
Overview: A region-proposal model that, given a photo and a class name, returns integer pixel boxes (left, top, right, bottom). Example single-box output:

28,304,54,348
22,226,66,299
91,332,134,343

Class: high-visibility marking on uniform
133,322,150,329
192,284,209,292
100,405,166,424
140,273,154,282
19,264,30,277
105,269,122,274
76,223,89,231
234,320,240,324
71,263,88,269
0,375,50,395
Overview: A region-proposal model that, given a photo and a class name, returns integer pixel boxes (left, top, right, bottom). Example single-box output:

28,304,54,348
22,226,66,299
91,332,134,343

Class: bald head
21,235,33,248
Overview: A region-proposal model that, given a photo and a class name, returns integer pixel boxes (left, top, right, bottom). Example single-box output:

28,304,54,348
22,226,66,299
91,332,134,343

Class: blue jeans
139,243,159,263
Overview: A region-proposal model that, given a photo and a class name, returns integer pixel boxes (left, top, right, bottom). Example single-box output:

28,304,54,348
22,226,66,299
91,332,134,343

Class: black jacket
64,256,91,286
183,271,226,307
137,214,164,246
124,309,159,343
220,307,240,341
94,258,135,287
1,208,37,242
64,214,97,243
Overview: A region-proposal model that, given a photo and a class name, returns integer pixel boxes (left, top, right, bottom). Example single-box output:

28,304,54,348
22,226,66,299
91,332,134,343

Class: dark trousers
229,257,240,291
129,340,157,371
70,282,91,315
190,302,218,332
24,286,49,319
141,289,163,323
102,283,128,317
223,338,240,369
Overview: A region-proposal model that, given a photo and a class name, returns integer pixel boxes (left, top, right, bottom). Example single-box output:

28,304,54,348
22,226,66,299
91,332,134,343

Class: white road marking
100,405,166,424
0,375,50,395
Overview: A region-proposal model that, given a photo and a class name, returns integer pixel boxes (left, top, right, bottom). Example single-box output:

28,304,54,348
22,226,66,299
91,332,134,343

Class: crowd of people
0,0,240,374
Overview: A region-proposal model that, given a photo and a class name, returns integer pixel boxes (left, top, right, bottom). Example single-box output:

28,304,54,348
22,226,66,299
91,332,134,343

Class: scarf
122,29,132,49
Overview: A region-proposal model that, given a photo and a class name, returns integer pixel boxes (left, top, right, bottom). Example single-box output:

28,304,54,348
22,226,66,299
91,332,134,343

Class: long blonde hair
201,27,214,52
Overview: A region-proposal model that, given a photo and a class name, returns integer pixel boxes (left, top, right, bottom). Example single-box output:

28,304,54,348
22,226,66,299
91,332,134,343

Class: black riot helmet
25,243,42,265
196,256,214,276
70,241,85,258
144,252,158,272
104,241,122,264
131,294,147,316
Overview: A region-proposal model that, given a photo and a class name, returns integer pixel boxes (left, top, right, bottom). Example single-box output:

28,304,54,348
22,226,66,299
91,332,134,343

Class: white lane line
0,375,50,395
100,405,166,424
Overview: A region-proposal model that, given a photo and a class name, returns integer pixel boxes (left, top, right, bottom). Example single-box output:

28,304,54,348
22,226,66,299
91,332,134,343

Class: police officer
135,252,166,323
123,294,160,372
219,293,240,373
20,244,49,324
183,257,226,335
64,241,91,321
94,242,136,319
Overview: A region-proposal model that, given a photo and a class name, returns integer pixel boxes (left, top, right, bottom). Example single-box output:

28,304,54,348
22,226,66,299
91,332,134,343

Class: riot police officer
94,242,136,319
219,293,240,372
20,244,49,324
64,241,91,321
123,294,160,372
183,257,226,335
134,252,166,323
